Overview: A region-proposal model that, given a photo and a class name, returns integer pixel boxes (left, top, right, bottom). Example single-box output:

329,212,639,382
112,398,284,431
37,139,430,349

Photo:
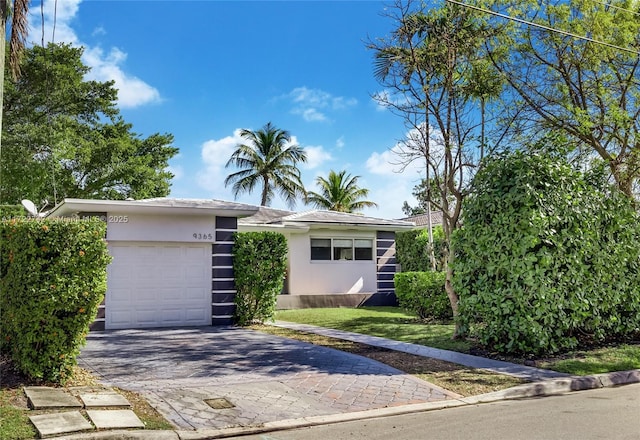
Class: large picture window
310,237,373,261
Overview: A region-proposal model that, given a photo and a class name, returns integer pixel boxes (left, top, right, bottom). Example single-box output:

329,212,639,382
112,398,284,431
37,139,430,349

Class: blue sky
31,0,428,219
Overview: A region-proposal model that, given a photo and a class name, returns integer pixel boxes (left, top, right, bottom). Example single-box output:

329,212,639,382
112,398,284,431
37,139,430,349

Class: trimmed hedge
232,231,288,326
395,227,445,272
0,204,27,219
453,151,640,355
394,271,451,320
0,218,110,383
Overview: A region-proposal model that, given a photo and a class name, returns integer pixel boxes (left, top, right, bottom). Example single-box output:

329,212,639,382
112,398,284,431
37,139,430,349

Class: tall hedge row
453,151,640,355
0,218,111,383
394,271,451,320
232,231,288,326
395,226,445,272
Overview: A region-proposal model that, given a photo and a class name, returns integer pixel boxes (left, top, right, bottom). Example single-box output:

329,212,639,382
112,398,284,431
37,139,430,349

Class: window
310,237,373,261
333,239,353,260
310,238,331,260
354,239,373,260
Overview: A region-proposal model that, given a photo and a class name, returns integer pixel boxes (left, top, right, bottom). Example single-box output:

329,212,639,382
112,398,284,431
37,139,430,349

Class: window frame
309,236,374,262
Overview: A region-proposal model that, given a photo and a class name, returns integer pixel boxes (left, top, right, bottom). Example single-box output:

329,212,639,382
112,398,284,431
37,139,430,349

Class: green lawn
275,306,471,352
540,344,640,375
0,390,35,440
274,306,640,375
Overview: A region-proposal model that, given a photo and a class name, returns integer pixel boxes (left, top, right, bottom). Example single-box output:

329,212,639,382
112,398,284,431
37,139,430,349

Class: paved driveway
79,326,458,430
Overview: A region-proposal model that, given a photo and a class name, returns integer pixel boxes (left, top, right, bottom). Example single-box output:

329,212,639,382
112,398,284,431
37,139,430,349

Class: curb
58,369,640,440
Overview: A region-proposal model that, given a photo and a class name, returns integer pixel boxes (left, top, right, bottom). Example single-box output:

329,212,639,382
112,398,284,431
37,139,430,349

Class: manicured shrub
0,218,110,383
232,231,288,326
396,226,445,272
453,151,640,355
394,271,451,320
0,204,27,219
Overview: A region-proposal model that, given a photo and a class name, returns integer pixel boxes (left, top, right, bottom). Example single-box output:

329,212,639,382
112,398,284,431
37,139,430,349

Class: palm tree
224,122,307,208
1,0,30,153
306,170,378,213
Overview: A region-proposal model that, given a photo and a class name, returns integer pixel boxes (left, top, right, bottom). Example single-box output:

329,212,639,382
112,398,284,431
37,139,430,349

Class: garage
106,242,212,329
45,198,259,330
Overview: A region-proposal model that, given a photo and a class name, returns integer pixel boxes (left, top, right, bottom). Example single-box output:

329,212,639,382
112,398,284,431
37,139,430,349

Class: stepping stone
29,411,93,438
80,391,131,408
24,386,82,409
86,409,145,429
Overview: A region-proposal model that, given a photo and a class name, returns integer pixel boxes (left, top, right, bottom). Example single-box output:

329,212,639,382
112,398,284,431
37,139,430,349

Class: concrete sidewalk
56,324,640,440
271,321,571,381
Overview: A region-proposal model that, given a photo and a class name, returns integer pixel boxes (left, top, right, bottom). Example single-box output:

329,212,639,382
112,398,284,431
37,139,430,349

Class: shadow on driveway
79,326,406,385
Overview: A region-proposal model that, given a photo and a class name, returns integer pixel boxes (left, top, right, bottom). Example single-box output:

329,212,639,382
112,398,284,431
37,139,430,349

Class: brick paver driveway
79,326,458,430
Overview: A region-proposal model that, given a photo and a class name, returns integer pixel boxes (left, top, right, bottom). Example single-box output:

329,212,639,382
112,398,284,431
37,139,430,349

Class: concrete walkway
272,321,572,381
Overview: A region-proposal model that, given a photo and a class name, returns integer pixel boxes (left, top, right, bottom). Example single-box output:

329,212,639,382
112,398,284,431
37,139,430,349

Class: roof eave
45,198,259,218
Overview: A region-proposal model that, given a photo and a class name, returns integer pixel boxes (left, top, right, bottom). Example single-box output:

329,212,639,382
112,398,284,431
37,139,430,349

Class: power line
446,0,640,55
593,0,640,16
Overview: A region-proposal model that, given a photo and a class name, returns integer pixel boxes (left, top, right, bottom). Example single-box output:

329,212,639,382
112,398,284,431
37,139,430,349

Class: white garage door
106,242,212,329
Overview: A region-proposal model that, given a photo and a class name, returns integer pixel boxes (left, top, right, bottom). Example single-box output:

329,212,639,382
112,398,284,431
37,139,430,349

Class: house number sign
193,233,214,240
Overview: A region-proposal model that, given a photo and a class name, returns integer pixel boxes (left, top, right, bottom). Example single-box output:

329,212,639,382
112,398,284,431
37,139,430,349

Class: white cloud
303,145,332,169
83,46,161,108
31,0,160,109
336,136,345,149
366,147,408,176
92,26,106,37
296,108,327,122
197,129,244,195
286,86,357,122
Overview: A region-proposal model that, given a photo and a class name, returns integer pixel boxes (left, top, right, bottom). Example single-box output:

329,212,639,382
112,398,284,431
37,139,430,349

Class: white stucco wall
286,229,377,295
102,213,217,243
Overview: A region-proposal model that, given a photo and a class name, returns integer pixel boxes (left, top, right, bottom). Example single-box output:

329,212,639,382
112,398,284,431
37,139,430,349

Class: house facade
239,207,414,309
46,198,414,330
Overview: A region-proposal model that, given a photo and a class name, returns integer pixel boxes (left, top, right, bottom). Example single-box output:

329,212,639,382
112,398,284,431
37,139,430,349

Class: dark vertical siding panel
376,231,397,294
211,215,238,324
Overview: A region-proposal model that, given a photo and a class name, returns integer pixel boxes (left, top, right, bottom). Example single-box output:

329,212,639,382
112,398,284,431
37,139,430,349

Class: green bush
453,151,640,355
396,227,445,272
0,218,110,383
232,231,288,326
0,204,27,219
394,271,451,320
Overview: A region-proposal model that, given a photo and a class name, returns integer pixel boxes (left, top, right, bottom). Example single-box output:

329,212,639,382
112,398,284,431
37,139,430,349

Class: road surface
230,383,640,440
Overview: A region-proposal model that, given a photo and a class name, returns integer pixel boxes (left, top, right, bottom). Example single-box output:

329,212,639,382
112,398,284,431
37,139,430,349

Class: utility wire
594,0,640,16
446,0,640,55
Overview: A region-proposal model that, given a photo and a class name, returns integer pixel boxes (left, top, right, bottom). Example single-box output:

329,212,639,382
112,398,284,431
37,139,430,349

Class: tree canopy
1,43,178,207
224,122,307,208
483,0,640,197
306,170,378,213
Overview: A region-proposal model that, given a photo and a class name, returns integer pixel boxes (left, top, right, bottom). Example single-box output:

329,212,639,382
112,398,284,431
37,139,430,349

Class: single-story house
46,198,414,330
238,206,414,309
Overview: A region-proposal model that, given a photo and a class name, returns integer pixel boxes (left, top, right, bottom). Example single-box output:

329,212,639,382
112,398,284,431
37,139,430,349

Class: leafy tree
453,150,640,355
370,0,504,334
1,43,178,206
401,177,455,216
225,122,307,208
483,0,640,198
306,170,378,213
